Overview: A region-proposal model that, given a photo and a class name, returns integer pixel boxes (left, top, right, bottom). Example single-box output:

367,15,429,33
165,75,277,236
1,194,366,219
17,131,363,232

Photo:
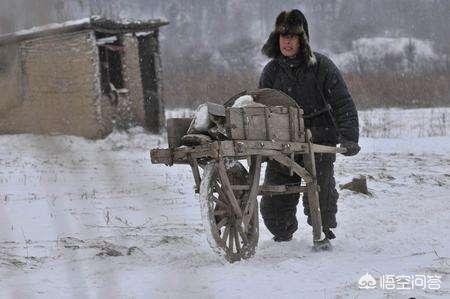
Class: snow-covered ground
0,108,449,298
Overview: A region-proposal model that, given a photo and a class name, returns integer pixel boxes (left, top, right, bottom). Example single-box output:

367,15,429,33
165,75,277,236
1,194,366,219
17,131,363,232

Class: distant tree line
2,0,449,109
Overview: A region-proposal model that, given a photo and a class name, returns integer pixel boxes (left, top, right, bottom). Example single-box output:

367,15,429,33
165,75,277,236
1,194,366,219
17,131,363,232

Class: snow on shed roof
0,16,169,46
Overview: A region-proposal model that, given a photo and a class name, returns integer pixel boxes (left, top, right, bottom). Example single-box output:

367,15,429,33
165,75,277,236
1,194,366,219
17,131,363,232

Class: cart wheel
200,159,259,262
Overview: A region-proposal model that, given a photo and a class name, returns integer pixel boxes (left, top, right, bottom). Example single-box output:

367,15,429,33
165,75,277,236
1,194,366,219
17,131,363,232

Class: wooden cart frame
151,92,345,262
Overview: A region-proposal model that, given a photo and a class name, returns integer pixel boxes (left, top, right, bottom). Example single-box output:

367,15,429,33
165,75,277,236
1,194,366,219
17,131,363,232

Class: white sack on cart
189,103,210,133
232,95,266,108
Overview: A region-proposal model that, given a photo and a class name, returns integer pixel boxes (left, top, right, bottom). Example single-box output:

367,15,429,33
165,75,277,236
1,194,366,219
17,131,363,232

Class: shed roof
0,16,169,46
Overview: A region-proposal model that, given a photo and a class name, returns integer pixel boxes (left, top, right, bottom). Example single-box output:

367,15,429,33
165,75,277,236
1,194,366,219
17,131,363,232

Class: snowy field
167,107,450,139
0,108,449,298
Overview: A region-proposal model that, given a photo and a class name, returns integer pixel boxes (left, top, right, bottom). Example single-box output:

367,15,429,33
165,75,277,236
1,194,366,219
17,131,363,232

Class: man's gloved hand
341,140,361,156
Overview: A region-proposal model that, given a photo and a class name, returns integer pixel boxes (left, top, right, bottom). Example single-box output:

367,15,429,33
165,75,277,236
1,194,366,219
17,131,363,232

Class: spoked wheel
200,156,262,262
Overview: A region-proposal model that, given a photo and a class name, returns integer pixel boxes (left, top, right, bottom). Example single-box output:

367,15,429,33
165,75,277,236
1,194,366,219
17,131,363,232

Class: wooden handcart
150,89,346,262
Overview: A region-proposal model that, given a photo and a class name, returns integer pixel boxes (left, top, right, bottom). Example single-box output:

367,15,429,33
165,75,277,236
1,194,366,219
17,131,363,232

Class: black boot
273,235,293,242
323,228,336,240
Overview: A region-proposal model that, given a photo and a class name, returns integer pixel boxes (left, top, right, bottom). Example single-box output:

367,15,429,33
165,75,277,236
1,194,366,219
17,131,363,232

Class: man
259,9,360,242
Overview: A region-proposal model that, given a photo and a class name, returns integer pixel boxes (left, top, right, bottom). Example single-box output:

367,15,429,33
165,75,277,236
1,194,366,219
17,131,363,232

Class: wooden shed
0,16,168,138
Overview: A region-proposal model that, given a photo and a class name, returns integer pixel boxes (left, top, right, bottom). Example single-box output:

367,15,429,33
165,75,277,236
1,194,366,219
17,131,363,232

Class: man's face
279,34,300,58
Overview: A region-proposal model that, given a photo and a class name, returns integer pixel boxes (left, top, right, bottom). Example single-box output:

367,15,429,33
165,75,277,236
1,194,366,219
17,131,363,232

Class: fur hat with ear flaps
262,9,316,66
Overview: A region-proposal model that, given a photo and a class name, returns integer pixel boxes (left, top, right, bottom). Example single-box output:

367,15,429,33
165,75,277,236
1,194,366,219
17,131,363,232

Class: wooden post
303,129,323,242
187,154,201,193
138,30,165,133
242,155,262,233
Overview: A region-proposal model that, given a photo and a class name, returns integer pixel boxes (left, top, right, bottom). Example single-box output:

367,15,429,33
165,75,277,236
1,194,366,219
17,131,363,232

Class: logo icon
359,273,377,289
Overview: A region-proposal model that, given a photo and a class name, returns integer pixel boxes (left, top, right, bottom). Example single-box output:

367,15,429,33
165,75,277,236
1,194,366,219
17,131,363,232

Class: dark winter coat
259,52,359,145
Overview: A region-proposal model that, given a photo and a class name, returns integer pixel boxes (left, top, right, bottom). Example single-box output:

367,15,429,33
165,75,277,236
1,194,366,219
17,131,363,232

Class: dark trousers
260,154,339,238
